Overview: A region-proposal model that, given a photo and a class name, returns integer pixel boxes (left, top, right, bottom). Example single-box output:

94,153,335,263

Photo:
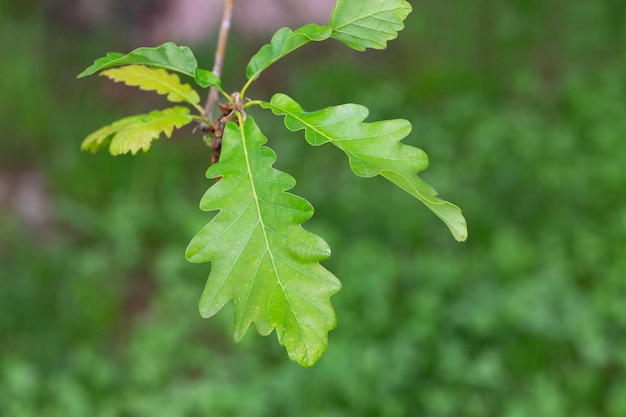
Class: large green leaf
186,115,341,367
246,24,331,82
263,93,468,242
81,107,193,155
329,0,412,51
101,65,201,107
77,42,220,88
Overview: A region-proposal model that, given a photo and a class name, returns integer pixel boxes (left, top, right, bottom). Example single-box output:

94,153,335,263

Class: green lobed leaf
101,65,201,106
77,42,220,88
186,115,341,367
262,93,468,242
329,0,412,51
246,24,331,81
81,107,193,155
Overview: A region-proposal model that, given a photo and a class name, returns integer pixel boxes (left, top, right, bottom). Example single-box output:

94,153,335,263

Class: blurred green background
1,1,626,416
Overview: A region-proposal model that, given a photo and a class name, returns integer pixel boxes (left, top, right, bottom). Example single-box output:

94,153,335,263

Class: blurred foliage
1,1,626,416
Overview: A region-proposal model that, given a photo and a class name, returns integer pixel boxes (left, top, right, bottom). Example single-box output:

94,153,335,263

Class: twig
204,0,235,120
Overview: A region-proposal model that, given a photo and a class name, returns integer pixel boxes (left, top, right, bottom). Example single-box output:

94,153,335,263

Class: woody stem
204,0,235,120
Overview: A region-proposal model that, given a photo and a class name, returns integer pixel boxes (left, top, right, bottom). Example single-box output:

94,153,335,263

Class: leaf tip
453,224,469,242
442,205,468,242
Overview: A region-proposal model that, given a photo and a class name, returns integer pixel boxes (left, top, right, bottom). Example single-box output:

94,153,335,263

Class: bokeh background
2,0,626,416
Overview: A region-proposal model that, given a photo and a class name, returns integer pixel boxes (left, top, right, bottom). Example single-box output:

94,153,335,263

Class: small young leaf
330,0,412,51
81,107,193,155
77,42,220,88
101,65,201,106
246,24,331,82
194,68,221,89
263,94,468,242
186,115,341,367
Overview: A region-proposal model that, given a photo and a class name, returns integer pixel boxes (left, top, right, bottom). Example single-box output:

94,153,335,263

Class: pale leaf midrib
136,71,198,104
237,117,309,357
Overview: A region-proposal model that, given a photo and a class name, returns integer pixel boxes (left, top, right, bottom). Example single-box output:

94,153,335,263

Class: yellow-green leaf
81,107,193,155
101,65,201,106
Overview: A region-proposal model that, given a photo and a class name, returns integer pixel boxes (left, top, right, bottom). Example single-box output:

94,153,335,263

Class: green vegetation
1,0,625,415
75,0,465,366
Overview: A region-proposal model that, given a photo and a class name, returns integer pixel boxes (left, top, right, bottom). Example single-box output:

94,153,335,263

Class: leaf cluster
77,0,466,366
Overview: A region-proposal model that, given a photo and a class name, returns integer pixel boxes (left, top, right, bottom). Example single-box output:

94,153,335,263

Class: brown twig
204,0,235,121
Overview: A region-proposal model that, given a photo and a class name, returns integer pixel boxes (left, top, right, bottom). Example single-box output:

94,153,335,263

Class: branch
204,0,235,120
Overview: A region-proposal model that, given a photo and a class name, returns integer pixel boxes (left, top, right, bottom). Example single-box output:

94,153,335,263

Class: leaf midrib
137,70,199,105
236,116,309,355
104,66,202,112
273,103,348,153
